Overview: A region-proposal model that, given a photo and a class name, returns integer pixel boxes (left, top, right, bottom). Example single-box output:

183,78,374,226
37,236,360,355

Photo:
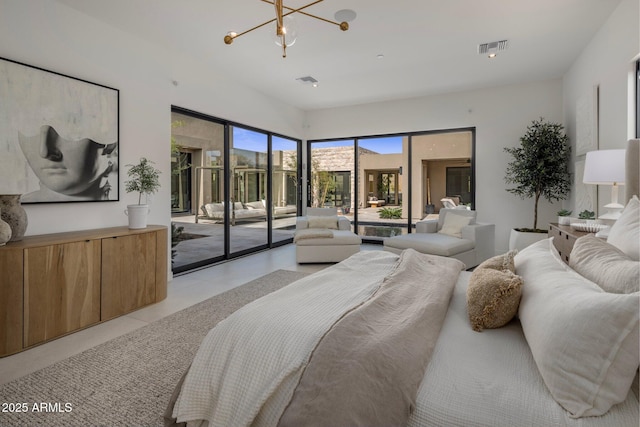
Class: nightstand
548,223,591,263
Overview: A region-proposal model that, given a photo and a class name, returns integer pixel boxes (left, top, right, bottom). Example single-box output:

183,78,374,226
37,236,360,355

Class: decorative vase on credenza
0,194,28,242
0,207,11,246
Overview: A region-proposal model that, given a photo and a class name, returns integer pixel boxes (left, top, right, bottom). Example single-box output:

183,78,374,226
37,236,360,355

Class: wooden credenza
0,225,167,357
548,223,591,263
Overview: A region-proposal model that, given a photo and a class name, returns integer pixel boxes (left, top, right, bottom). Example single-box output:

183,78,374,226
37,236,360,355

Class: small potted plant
557,209,572,225
577,209,598,224
124,157,161,229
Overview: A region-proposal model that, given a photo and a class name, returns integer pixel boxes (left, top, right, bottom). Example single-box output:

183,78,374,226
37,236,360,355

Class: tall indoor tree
504,118,571,231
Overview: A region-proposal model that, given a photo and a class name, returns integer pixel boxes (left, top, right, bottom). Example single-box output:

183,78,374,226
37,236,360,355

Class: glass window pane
230,126,268,253
170,111,226,272
310,140,355,230
358,136,406,241
272,136,298,244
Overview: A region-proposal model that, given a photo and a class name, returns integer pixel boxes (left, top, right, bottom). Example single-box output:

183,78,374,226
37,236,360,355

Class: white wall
0,0,305,237
305,79,564,252
563,0,639,210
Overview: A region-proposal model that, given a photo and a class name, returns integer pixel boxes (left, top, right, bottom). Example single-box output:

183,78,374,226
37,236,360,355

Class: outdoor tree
311,156,336,208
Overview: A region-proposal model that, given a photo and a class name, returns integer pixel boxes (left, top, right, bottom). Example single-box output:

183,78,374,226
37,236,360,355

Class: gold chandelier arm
225,0,316,43
225,18,275,43
260,0,347,29
225,0,348,46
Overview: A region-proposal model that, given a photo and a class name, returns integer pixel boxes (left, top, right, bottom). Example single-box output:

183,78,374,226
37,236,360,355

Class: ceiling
56,0,621,111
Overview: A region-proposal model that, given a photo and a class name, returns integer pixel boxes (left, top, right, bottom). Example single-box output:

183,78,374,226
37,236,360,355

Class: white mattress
407,271,639,427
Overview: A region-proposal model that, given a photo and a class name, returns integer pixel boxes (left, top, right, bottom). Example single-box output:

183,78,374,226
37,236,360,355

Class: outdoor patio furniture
383,208,494,268
367,196,386,208
295,207,361,263
201,201,266,223
440,196,469,210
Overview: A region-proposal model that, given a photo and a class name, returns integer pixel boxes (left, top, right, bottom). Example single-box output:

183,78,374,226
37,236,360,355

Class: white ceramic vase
125,204,150,229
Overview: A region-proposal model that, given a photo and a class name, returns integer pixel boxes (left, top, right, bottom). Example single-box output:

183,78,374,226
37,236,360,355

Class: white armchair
295,208,361,263
383,208,495,268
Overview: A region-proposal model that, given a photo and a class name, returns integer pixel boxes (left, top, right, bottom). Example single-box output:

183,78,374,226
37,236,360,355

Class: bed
166,141,639,427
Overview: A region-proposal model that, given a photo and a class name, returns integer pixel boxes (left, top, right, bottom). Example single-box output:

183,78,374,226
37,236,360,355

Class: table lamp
583,149,626,220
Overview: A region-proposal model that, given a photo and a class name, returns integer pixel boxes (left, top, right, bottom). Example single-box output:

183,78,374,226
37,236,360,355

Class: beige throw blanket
169,250,464,427
292,227,333,242
279,250,464,426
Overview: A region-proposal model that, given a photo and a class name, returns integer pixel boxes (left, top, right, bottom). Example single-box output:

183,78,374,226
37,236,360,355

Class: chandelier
224,0,350,58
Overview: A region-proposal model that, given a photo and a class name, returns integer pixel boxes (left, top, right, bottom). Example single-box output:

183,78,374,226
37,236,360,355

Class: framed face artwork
0,57,119,203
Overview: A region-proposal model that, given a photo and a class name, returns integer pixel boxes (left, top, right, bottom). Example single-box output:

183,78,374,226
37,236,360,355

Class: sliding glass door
170,107,300,274
308,140,355,230
358,136,406,241
308,128,474,244
272,136,299,244
229,126,268,255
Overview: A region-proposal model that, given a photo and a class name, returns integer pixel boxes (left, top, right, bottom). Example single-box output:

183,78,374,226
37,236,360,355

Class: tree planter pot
125,204,150,229
508,228,548,251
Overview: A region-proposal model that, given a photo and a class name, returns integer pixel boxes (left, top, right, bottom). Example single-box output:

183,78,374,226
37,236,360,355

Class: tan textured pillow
569,235,639,294
307,215,339,229
466,268,524,332
475,249,518,272
438,213,473,238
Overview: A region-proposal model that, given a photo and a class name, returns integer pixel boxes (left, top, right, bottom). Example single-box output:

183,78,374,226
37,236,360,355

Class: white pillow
515,238,639,418
438,213,472,238
307,215,339,229
607,195,639,261
569,235,640,294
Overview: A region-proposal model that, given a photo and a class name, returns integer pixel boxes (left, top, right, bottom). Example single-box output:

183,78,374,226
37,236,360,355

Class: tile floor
0,243,383,385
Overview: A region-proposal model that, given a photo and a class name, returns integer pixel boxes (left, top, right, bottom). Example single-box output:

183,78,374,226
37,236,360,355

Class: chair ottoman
295,208,362,263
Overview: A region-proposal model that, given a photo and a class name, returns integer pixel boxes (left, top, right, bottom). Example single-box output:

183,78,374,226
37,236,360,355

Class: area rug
0,269,309,427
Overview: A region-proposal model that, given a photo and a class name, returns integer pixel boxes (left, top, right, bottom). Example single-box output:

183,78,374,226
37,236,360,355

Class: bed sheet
408,271,639,427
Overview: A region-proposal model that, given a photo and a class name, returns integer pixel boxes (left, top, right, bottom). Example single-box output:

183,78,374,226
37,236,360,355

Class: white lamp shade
583,149,626,185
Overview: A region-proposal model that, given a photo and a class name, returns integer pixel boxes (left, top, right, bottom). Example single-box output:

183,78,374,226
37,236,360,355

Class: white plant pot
125,204,150,229
557,216,571,225
508,228,548,252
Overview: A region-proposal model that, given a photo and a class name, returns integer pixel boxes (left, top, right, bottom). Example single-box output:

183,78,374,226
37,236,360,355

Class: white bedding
408,271,640,427
172,251,402,427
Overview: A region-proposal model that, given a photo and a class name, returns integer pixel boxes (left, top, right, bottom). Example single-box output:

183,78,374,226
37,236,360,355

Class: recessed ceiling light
334,9,357,22
376,54,385,60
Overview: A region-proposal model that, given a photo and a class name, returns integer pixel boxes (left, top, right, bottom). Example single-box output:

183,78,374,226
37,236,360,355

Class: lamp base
598,204,624,220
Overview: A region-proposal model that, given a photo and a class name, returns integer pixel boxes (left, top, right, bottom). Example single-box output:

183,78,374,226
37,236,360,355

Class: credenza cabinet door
23,240,101,347
101,233,157,321
0,225,167,357
0,247,24,356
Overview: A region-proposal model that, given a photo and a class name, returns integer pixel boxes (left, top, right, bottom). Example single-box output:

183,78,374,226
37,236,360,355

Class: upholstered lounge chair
383,208,495,268
295,207,361,263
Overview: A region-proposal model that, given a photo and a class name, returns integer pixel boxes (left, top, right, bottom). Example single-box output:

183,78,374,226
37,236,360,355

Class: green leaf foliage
578,210,595,219
125,157,161,204
378,207,402,219
504,118,571,230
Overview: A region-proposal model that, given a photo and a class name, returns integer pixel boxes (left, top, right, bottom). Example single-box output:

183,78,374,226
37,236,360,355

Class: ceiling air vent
478,40,509,57
296,76,319,86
